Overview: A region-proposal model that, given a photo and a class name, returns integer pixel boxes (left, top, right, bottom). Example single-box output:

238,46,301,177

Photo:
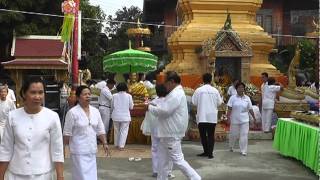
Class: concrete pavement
63,140,318,180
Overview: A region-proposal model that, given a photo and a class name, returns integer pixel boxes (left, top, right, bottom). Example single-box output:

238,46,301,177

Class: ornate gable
201,12,253,58
214,27,252,57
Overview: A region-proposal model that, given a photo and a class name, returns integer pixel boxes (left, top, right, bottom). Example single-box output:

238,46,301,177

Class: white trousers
70,153,97,180
261,109,273,132
229,123,249,154
157,137,201,180
113,121,130,148
4,170,53,180
99,107,111,135
151,135,173,174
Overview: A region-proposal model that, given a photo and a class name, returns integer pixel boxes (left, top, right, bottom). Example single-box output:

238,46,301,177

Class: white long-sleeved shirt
0,99,16,127
192,84,223,124
261,82,268,96
6,88,16,102
0,107,64,175
227,85,237,96
227,94,253,124
63,104,105,154
111,92,134,122
262,85,281,109
143,80,155,89
149,97,165,136
98,86,112,107
96,80,107,90
148,85,188,138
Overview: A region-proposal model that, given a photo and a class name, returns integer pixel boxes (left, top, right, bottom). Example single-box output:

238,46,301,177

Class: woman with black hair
261,77,283,133
63,86,107,180
0,77,64,180
148,84,174,178
111,82,134,150
227,82,256,156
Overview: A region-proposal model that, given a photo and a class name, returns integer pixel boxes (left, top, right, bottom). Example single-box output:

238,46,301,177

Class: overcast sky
89,0,144,16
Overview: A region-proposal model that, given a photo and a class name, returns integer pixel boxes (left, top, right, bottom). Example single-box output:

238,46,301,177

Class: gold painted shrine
163,0,285,88
1,35,69,106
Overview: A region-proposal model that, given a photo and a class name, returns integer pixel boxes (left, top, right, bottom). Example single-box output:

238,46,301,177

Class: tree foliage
105,6,143,52
80,0,106,78
269,39,317,82
0,0,106,79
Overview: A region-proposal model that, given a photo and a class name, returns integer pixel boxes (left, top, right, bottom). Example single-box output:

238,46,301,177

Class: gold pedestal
275,102,310,118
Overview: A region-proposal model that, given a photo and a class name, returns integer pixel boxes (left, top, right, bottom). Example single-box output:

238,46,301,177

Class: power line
0,8,318,39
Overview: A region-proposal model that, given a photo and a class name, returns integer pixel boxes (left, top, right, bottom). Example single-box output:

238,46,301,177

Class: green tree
0,0,62,58
105,6,143,52
80,0,106,78
269,39,317,82
298,39,317,81
0,0,106,79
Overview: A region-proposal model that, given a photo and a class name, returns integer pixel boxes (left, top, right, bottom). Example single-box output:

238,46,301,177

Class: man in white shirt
148,71,201,180
192,73,223,159
260,72,268,124
260,72,268,95
98,79,116,137
96,76,107,90
227,79,239,97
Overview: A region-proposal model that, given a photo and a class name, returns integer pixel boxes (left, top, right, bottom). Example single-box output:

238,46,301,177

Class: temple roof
2,35,68,70
12,35,65,57
2,59,68,70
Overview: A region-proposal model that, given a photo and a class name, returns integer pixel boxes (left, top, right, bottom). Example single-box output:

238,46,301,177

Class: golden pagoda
164,0,282,82
127,19,152,52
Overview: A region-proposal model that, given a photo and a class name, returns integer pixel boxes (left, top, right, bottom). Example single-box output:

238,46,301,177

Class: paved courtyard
63,140,318,180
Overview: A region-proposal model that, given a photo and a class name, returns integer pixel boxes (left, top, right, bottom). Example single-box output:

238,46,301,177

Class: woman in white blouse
111,82,134,150
0,85,16,142
63,86,108,180
0,77,64,180
261,77,283,132
227,82,256,156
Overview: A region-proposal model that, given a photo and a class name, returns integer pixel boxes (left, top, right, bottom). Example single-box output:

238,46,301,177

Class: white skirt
70,153,97,180
5,170,53,180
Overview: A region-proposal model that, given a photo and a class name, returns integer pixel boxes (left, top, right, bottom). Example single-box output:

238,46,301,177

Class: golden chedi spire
165,0,281,77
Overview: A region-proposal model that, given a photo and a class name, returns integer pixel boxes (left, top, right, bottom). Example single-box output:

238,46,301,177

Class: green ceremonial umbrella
103,47,158,73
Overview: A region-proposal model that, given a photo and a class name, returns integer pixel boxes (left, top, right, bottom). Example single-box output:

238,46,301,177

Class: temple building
1,35,69,107
143,0,318,87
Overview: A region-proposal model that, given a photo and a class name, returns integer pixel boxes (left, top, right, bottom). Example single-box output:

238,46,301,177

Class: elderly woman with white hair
0,84,16,142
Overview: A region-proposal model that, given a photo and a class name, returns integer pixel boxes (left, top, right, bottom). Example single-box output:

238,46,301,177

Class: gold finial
137,18,141,28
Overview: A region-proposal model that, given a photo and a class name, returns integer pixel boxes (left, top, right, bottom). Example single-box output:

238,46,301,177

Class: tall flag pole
72,0,79,90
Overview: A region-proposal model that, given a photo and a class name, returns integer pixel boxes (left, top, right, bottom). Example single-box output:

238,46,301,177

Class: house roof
12,35,65,57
